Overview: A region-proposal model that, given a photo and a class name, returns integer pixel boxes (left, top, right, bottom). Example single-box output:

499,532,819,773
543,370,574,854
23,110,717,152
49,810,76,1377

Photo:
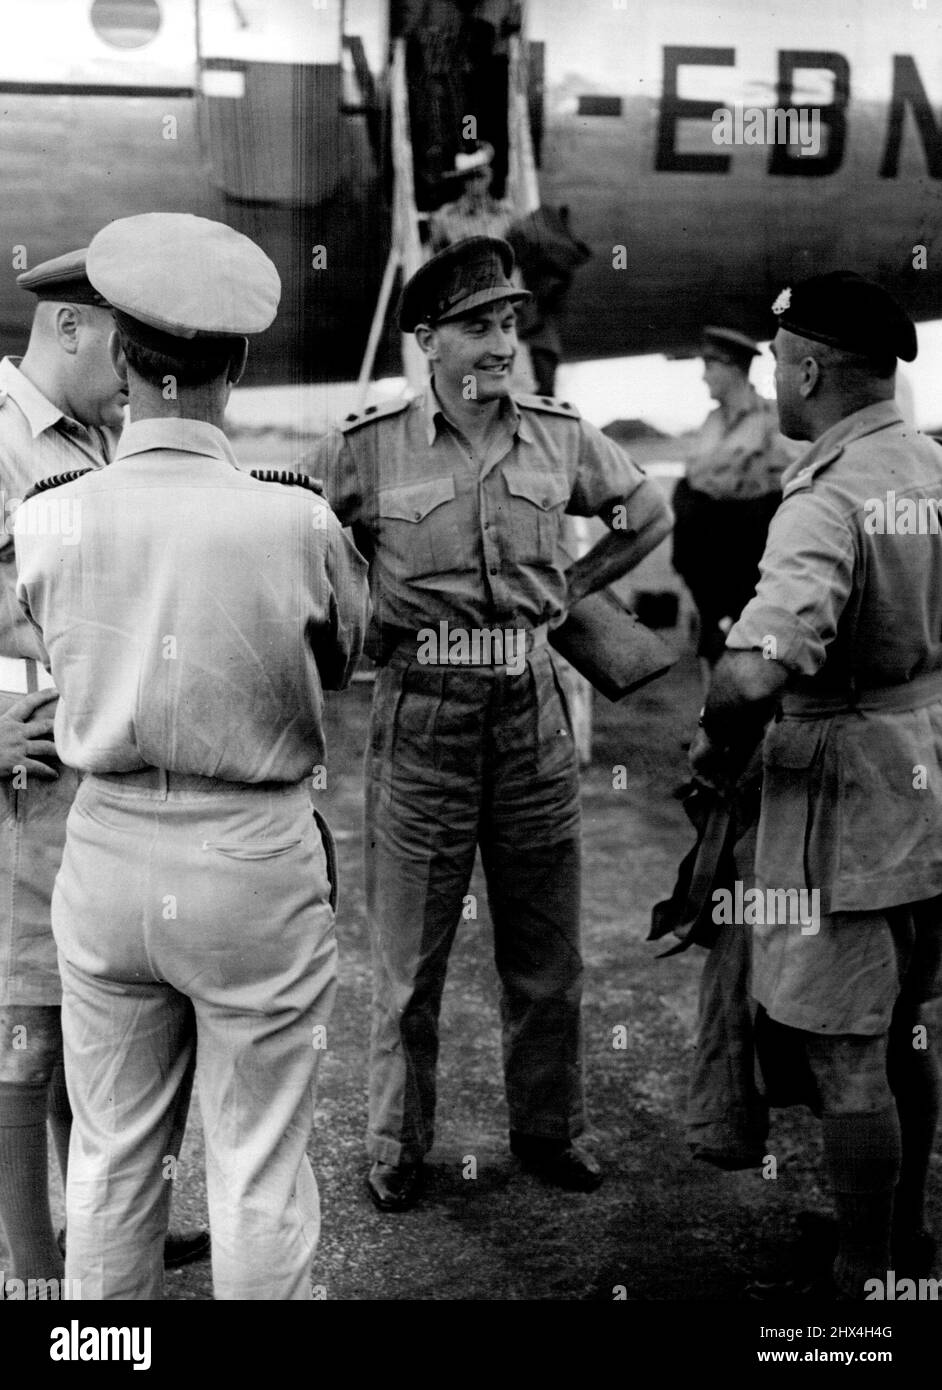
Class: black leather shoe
510,1138,603,1192
57,1226,210,1270
367,1160,425,1213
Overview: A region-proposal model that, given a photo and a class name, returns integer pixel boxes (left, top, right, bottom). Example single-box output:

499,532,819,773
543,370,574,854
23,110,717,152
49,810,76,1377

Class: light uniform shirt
308,384,655,651
685,383,796,501
15,417,369,783
0,356,116,662
428,194,515,252
727,400,942,912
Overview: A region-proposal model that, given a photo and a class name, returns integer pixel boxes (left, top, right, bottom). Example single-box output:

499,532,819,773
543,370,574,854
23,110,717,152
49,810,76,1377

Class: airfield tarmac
36,642,941,1303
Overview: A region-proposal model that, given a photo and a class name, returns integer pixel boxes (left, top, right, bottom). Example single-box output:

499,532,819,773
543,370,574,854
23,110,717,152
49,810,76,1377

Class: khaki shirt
0,356,116,662
15,417,369,782
727,400,942,911
428,195,515,252
308,385,654,649
685,384,796,501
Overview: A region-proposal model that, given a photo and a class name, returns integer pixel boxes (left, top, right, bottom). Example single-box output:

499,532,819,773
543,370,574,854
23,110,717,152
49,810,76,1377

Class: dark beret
398,236,531,333
771,271,917,363
17,248,109,307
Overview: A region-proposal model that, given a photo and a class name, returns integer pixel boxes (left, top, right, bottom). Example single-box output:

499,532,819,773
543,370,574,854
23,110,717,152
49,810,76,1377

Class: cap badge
771,287,792,316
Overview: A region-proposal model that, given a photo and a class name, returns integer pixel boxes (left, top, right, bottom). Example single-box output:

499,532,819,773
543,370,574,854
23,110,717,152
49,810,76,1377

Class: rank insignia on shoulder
250,469,325,495
340,397,411,432
516,393,580,418
782,447,844,498
24,468,93,499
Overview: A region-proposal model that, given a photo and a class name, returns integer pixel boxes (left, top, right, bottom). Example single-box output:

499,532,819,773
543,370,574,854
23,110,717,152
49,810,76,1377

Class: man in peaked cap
13,213,369,1299
690,271,942,1298
428,142,514,252
672,323,798,681
307,235,673,1211
0,246,205,1291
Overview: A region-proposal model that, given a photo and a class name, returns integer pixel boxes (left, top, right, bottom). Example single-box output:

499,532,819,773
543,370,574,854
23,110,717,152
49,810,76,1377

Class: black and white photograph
1,0,941,1359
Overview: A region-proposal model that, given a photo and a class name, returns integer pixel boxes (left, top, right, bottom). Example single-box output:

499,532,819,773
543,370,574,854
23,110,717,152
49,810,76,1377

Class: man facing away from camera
14,212,368,1299
0,249,207,1292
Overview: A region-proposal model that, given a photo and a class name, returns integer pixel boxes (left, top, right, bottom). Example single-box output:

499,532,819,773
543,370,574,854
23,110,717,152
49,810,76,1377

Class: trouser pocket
312,807,338,913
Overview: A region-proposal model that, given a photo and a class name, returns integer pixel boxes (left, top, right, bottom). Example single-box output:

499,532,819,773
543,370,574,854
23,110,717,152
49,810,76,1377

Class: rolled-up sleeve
567,421,649,527
725,490,855,675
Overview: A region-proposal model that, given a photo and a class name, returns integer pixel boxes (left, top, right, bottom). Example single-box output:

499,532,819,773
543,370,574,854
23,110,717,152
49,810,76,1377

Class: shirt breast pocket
502,467,570,566
376,476,457,578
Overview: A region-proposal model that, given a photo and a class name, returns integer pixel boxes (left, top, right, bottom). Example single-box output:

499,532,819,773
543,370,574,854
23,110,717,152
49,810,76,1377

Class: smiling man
309,235,673,1211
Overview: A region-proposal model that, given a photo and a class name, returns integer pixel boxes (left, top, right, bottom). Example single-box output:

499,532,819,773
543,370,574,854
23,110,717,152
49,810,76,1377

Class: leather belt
0,655,56,695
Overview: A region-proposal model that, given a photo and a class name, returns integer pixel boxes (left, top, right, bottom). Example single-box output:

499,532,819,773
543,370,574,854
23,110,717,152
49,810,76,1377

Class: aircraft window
90,0,162,49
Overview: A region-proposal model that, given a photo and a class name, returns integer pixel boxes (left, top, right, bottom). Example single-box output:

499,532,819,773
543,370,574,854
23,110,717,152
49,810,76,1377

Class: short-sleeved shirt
0,356,116,663
307,384,654,650
684,384,796,501
15,417,369,782
726,400,942,912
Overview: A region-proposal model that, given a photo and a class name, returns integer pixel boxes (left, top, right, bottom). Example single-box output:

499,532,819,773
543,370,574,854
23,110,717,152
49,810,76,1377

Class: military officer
690,271,942,1298
14,213,369,1299
0,251,206,1290
308,236,673,1211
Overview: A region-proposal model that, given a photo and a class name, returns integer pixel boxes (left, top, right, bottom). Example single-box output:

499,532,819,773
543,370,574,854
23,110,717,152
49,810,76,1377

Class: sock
0,1079,65,1287
822,1105,901,1299
47,1061,72,1189
888,1043,940,1244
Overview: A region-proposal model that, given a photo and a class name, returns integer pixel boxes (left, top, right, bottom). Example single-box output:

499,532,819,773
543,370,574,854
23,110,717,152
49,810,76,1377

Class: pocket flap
504,468,570,510
378,476,455,522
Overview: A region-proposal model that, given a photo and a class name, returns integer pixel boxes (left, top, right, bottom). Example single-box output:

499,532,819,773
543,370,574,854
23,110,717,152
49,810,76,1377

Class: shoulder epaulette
515,393,580,419
340,397,412,433
782,447,844,499
25,468,93,500
250,469,325,495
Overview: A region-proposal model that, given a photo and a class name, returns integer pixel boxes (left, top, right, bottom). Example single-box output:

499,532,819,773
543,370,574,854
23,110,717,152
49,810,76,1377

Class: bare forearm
690,650,789,785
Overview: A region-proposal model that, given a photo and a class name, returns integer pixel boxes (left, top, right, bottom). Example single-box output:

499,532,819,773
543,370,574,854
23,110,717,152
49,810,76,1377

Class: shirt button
489,566,499,575
413,510,422,520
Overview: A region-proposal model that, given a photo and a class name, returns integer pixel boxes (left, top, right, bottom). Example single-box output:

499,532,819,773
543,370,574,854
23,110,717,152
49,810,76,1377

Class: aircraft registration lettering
656,45,942,178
